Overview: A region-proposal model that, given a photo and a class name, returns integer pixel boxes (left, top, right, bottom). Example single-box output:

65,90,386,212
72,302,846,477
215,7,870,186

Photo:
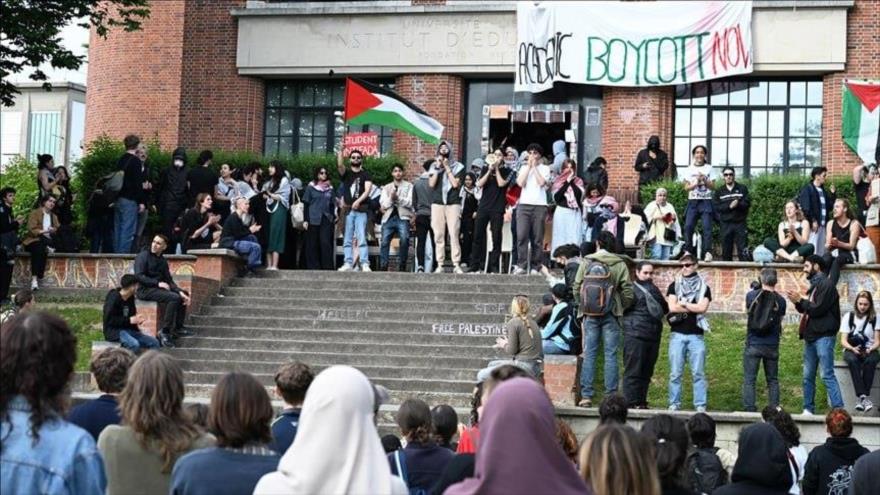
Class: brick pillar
392,75,466,179
601,86,675,203
821,0,880,175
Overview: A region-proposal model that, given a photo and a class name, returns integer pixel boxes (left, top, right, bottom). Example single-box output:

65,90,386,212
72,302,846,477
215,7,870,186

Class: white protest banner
515,1,753,92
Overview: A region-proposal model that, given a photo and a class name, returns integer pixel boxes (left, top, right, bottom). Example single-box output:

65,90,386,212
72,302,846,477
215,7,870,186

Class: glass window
674,79,823,177
264,80,395,156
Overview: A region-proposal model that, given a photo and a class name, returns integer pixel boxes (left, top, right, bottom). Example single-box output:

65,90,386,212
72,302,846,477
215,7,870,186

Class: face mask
174,159,184,167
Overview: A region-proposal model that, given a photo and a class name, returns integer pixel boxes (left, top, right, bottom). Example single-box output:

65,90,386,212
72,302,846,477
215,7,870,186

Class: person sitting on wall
541,283,581,356
102,274,160,353
134,235,192,348
220,196,263,277
22,194,59,291
762,200,815,263
823,198,860,281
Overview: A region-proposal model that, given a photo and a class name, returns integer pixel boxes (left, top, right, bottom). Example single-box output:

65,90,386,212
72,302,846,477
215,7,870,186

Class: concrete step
183,383,472,407
199,305,505,324
220,286,546,303
177,359,479,381
230,277,547,293
210,296,515,316
187,315,507,336
175,335,502,359
185,371,475,394
184,326,499,345
255,270,546,283
166,347,487,369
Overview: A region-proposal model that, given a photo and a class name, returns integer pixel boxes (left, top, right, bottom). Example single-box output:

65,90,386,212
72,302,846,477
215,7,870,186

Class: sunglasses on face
350,156,363,161
681,263,695,268
723,173,734,177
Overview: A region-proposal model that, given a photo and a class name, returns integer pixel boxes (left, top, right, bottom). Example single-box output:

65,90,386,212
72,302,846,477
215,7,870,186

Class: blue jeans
543,339,568,355
380,217,410,270
668,332,707,409
233,235,262,269
803,335,844,413
114,197,139,254
580,314,620,399
118,330,159,353
344,211,369,266
684,200,714,258
651,242,672,260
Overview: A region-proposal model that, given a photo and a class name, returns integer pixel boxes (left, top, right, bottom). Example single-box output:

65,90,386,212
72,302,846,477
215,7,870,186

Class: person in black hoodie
156,147,189,253
714,423,793,495
583,156,609,192
634,135,670,189
622,261,669,409
114,134,146,254
786,255,844,415
802,408,868,495
102,274,159,353
712,166,751,261
0,187,21,305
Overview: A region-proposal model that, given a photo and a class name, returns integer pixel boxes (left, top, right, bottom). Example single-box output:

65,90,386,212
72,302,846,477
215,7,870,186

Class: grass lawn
588,316,836,414
41,304,104,372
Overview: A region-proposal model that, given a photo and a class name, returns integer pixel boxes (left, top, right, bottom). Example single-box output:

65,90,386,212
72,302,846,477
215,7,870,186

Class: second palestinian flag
842,79,880,164
344,78,444,144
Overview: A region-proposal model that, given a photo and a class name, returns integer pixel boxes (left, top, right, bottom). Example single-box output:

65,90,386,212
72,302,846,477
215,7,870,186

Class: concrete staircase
167,270,549,407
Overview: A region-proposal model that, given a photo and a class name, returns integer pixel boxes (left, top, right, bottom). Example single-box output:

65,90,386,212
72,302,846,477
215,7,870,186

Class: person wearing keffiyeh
551,158,585,253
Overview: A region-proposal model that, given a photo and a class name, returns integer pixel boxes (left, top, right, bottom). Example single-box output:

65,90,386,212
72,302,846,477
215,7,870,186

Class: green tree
1,0,150,106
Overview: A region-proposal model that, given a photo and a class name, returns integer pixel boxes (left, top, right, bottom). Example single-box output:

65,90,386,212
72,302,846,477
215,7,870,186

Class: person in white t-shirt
513,143,551,274
839,290,879,412
681,145,717,261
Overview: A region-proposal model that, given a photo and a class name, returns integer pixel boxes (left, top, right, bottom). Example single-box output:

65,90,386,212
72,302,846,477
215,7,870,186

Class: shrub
0,156,39,235
639,173,859,250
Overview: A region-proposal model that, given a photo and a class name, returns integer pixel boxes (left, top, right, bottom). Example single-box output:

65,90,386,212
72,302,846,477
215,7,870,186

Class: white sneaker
864,398,874,412
453,266,464,274
338,263,353,272
360,263,371,272
668,405,679,412
801,409,813,416
511,266,526,275
855,395,866,411
30,278,39,290
696,406,707,413
704,252,713,262
434,266,445,274
529,269,539,275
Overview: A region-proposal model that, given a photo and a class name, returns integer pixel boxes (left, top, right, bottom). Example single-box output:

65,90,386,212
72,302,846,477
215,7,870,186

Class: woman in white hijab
253,366,407,495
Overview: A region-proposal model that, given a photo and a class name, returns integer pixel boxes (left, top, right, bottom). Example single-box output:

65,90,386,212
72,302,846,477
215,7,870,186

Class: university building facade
84,0,878,197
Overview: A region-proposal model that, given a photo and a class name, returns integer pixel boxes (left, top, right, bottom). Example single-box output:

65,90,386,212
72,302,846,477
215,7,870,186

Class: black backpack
686,448,728,494
747,290,780,336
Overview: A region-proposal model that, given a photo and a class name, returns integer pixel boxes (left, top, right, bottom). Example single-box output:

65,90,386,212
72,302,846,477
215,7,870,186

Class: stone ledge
12,252,197,261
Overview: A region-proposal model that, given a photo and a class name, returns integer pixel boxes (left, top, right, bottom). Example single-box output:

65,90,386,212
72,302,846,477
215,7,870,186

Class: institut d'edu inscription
326,16,517,64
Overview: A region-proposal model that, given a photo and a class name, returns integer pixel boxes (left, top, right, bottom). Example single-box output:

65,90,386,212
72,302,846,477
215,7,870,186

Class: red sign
343,132,380,157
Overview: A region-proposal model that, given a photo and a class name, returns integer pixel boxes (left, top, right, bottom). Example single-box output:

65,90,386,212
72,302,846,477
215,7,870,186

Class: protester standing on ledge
302,167,337,270
337,149,373,272
379,164,413,272
681,145,716,262
713,166,751,261
262,161,291,271
0,187,21,305
634,135,669,191
156,147,189,253
513,143,551,275
429,140,466,274
114,135,146,254
134,235,192,348
797,166,836,257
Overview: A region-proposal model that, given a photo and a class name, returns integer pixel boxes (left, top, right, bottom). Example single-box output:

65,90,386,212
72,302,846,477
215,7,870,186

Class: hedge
639,173,857,250
0,156,41,233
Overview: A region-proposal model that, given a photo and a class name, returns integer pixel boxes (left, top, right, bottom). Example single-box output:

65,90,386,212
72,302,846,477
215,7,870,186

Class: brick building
85,0,879,197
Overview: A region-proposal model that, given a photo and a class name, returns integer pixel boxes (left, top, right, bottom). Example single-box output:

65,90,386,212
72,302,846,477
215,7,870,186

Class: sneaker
696,406,707,413
453,266,464,274
668,404,680,412
529,269,539,275
158,333,175,348
360,263,372,272
173,327,194,338
577,398,592,408
855,395,866,411
511,266,526,275
338,263,353,272
863,397,874,412
416,267,425,273
434,266,445,274
801,409,813,416
704,252,713,262
30,278,38,291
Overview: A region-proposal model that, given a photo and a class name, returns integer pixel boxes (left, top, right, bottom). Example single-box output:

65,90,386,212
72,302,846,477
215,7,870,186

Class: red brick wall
85,0,186,147
392,75,466,179
600,87,675,201
85,0,264,152
822,0,880,174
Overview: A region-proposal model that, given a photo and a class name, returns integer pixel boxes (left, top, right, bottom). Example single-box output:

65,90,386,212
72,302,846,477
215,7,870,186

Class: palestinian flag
842,79,880,164
344,78,444,144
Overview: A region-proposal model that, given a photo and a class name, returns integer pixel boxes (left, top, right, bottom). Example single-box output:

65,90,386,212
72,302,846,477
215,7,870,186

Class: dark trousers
516,205,546,270
460,213,475,266
26,237,50,279
137,287,186,334
415,215,434,270
161,204,186,253
684,200,714,258
822,250,854,286
89,212,115,253
844,349,880,397
720,220,748,261
470,211,504,272
0,252,13,302
622,335,660,407
304,219,335,270
742,344,780,412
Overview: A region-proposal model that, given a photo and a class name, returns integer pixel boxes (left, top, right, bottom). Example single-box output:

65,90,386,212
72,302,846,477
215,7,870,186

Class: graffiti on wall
12,256,195,289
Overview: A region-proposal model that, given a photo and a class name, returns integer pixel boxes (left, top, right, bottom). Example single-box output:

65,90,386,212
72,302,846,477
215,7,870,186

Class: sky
8,19,90,85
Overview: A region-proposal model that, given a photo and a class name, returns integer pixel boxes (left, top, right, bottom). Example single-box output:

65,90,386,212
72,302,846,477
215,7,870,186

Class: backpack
545,303,582,353
686,448,728,494
747,290,780,336
579,259,616,317
393,449,428,495
96,170,125,205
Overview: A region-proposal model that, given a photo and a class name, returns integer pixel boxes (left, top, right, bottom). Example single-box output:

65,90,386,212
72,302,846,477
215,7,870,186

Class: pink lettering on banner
343,132,380,157
711,25,750,75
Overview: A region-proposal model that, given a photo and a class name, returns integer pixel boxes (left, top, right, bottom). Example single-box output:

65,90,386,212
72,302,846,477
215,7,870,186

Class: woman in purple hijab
444,378,591,495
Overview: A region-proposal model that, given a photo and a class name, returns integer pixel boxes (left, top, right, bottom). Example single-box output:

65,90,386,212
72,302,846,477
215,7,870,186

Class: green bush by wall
0,156,40,236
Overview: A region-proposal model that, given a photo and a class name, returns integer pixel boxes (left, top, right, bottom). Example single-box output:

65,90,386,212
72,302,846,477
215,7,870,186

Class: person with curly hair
802,408,868,495
0,311,107,493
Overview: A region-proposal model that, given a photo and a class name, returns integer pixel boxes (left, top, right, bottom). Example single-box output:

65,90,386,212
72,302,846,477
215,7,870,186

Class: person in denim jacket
1,311,107,494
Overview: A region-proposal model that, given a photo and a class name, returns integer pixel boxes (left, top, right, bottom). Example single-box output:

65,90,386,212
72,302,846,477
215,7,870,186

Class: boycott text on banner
515,1,753,92
343,132,380,157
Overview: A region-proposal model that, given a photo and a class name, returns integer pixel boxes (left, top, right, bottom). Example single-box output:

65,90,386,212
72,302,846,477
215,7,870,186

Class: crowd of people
2,134,878,305
2,311,878,495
